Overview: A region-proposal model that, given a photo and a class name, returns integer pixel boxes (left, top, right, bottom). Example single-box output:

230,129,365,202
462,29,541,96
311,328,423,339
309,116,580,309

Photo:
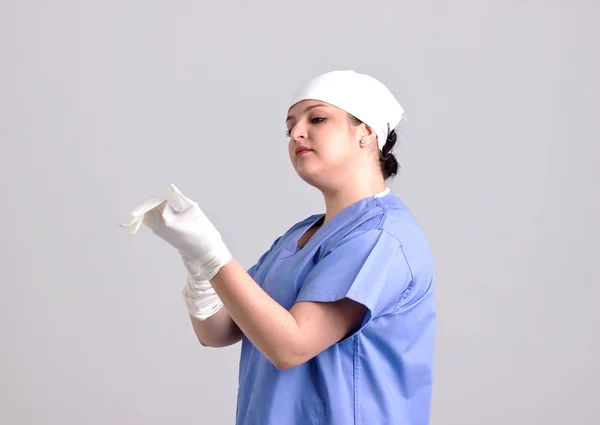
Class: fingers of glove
120,198,164,226
141,200,169,230
166,185,217,236
159,201,178,222
119,216,144,235
168,184,196,211
131,198,165,217
129,217,144,235
120,198,168,235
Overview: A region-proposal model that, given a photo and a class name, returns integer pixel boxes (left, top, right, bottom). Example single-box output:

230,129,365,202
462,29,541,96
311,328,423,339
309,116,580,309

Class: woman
121,70,436,425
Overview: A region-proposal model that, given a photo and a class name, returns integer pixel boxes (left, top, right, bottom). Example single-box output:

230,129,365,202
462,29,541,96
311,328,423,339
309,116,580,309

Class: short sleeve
295,229,409,322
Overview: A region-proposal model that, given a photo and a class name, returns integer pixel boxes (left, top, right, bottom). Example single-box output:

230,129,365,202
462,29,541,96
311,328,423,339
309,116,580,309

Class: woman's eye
285,117,324,137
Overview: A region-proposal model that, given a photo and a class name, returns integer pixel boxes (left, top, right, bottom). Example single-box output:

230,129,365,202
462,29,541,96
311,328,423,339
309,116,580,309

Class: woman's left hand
120,184,232,280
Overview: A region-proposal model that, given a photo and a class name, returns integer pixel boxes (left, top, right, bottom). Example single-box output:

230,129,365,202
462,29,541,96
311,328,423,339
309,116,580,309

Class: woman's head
286,70,403,190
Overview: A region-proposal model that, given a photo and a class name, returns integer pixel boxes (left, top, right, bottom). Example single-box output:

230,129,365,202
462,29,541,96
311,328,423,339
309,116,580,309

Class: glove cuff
187,246,232,282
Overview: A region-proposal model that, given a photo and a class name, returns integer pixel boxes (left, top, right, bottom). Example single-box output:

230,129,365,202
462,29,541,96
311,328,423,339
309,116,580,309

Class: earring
359,138,365,144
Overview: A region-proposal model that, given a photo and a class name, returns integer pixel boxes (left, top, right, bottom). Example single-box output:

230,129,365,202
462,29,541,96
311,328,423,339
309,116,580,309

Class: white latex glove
120,184,232,281
182,275,223,321
120,198,164,236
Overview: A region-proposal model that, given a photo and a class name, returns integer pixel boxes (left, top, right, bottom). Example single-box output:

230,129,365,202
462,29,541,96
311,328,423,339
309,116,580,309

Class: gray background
1,1,598,424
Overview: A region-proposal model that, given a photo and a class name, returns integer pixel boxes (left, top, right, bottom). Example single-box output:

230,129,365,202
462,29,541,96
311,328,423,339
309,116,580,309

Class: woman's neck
321,178,387,225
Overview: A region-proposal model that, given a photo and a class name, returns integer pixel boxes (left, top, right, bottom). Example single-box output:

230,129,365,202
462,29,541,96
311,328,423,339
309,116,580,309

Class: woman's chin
295,167,322,187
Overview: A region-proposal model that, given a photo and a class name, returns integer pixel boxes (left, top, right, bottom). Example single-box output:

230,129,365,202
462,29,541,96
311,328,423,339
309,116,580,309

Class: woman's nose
290,124,307,141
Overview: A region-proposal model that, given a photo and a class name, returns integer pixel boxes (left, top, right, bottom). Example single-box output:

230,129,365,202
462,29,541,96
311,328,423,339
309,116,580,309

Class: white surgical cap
288,70,404,150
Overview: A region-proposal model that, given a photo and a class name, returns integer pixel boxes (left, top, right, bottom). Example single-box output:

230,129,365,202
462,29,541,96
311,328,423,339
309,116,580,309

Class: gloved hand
182,274,224,321
120,184,232,281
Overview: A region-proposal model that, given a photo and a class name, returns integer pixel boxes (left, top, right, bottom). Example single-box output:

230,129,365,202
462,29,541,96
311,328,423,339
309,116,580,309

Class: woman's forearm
210,258,302,369
189,304,243,347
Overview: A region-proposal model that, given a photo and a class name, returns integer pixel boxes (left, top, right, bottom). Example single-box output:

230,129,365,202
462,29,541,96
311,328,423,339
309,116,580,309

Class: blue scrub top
236,190,436,425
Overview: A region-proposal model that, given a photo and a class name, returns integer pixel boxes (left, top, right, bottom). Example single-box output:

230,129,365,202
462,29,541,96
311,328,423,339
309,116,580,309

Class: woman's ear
359,123,377,147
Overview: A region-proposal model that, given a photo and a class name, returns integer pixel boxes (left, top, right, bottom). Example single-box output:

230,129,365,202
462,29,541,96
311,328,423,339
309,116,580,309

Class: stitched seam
373,196,387,229
353,335,359,425
314,362,325,425
392,242,416,311
377,228,402,245
393,280,416,311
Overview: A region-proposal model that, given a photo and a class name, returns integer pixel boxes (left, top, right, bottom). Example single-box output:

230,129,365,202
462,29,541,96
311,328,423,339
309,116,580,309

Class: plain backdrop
1,1,598,424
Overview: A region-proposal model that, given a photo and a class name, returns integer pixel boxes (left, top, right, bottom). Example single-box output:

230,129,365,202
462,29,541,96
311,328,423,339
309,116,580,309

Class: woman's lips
296,148,313,156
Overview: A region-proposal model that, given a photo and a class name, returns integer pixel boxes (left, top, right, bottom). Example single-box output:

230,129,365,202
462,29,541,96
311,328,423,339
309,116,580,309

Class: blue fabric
236,191,436,425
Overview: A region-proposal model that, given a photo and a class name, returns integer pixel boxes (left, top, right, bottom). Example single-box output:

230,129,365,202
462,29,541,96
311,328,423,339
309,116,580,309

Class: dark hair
380,130,399,180
349,114,400,180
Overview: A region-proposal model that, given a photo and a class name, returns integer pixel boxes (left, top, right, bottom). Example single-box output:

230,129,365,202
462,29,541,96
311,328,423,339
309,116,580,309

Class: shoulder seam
373,196,388,230
377,228,416,311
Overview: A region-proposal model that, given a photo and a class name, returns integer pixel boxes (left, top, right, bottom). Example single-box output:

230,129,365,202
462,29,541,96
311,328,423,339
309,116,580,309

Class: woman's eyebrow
286,103,328,123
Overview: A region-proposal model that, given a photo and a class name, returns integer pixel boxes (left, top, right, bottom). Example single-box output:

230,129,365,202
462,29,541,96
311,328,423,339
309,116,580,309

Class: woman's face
286,100,365,188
